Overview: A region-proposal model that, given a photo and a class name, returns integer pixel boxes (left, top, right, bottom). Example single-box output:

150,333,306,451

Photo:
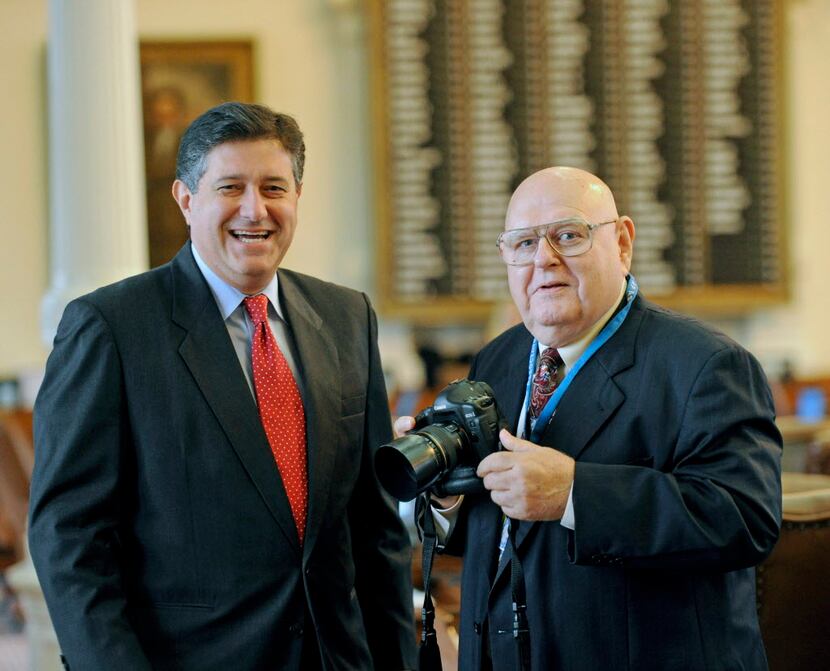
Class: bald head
504,166,635,347
506,167,620,229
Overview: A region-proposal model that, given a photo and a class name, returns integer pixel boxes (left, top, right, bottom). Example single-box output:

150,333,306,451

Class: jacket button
473,622,481,634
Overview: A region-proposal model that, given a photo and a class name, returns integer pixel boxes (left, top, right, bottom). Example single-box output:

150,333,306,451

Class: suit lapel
277,271,341,556
543,297,644,460
506,299,646,558
170,246,301,557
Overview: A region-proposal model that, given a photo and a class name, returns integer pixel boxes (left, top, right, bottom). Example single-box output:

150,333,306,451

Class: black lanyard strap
417,493,443,671
508,518,532,671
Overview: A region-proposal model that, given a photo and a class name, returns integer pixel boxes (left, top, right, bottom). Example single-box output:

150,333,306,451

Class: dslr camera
375,379,508,501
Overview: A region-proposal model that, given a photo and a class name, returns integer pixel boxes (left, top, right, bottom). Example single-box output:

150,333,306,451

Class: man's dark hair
175,102,305,192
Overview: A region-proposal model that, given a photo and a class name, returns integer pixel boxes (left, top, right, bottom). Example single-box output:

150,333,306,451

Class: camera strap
417,493,444,671
417,504,530,670
507,518,532,671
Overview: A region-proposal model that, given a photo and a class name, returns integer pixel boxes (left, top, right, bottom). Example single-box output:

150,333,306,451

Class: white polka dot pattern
244,294,308,543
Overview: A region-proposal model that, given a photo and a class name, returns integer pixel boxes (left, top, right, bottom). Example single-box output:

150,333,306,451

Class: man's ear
171,179,192,221
617,216,636,272
295,181,302,198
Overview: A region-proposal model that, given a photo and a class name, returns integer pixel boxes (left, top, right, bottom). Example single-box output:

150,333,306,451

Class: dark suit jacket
29,244,416,670
451,294,782,671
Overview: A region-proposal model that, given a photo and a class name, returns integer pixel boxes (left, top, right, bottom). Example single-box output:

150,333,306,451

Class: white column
41,0,147,345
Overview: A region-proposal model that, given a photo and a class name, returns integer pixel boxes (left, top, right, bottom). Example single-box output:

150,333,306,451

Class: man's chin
529,304,571,328
526,312,581,347
224,262,282,294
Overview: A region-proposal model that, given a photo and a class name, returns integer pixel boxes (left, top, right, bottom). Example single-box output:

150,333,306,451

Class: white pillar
24,2,146,664
41,0,147,346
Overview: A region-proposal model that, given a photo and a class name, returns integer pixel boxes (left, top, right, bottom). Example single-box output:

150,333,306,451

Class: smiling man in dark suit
401,166,782,670
29,102,416,671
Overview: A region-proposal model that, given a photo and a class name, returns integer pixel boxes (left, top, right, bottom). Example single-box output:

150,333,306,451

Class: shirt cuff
430,495,465,543
560,483,576,530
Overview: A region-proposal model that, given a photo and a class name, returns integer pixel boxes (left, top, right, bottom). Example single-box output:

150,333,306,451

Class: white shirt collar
190,244,284,321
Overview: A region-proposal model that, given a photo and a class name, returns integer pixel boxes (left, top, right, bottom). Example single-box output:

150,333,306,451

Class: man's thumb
499,428,538,452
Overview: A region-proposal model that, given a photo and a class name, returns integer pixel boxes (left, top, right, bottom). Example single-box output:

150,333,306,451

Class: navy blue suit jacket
29,244,416,670
452,294,782,671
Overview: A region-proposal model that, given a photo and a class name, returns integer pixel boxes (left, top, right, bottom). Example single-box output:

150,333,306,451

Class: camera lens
375,423,466,501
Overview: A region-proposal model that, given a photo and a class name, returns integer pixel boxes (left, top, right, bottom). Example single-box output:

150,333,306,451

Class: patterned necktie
244,294,308,543
529,347,564,422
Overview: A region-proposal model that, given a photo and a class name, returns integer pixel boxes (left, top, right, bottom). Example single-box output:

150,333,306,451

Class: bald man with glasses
399,167,782,671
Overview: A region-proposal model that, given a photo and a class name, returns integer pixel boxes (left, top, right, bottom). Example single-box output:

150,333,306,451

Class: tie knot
243,294,269,324
539,347,563,371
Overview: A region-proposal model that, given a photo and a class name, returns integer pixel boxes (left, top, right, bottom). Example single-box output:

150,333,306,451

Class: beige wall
0,0,49,378
2,0,829,385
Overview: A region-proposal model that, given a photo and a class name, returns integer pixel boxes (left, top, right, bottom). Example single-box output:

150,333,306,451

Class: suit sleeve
570,345,782,571
28,299,153,669
348,295,417,670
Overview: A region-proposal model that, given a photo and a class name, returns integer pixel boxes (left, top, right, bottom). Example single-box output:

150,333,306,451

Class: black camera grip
431,465,485,497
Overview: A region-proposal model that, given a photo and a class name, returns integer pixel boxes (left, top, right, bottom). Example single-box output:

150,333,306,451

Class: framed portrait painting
140,40,255,267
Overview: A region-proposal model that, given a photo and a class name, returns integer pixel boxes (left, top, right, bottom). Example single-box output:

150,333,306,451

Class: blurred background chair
0,410,33,647
804,428,830,475
757,472,830,671
0,410,33,572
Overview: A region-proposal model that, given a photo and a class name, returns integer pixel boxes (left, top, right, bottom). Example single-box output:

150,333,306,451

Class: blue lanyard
524,275,639,443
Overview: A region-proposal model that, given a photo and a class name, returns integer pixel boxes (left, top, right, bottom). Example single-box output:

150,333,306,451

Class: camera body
375,379,508,501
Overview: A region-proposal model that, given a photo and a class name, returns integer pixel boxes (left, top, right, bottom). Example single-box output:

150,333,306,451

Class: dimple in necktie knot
243,294,269,324
530,347,563,420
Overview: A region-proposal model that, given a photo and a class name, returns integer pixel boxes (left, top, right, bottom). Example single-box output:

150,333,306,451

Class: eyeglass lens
500,220,592,264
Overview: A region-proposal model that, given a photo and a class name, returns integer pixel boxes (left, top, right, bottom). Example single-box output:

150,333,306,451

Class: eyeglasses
496,217,617,266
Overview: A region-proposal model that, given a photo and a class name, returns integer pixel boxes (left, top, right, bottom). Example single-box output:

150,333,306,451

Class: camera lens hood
375,423,463,501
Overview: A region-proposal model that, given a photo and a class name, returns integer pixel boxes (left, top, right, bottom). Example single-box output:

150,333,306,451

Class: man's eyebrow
213,174,291,183
213,174,244,183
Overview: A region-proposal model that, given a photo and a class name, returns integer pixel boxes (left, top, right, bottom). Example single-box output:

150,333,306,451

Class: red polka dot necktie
244,294,307,543
529,347,564,422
